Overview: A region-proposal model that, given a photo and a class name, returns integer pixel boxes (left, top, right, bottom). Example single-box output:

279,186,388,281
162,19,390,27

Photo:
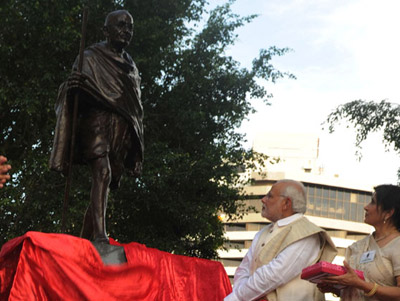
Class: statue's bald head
103,10,133,52
104,10,133,27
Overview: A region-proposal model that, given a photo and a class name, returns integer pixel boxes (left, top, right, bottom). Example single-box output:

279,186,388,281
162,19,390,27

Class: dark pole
61,7,89,233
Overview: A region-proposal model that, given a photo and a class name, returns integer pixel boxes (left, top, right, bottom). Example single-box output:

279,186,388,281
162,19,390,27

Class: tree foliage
0,0,292,257
325,100,400,179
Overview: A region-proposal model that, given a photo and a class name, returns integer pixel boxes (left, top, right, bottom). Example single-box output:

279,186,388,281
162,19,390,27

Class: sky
207,0,400,187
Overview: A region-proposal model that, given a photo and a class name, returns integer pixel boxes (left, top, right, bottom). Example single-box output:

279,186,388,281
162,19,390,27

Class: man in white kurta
224,179,337,301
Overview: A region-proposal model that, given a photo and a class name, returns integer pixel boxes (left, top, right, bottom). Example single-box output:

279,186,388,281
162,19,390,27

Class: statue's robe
49,42,143,186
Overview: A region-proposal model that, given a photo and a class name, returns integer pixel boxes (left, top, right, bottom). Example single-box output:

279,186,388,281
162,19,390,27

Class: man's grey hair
276,179,307,214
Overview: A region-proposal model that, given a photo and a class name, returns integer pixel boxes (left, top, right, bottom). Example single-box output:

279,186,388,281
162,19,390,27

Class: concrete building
218,132,374,300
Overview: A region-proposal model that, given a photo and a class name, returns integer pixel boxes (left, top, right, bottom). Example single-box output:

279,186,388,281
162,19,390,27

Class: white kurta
224,213,320,301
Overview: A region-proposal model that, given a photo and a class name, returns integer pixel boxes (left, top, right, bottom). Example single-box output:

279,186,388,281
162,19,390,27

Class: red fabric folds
0,232,232,300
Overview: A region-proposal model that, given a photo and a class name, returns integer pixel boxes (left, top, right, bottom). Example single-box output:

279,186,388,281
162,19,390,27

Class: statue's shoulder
86,42,107,56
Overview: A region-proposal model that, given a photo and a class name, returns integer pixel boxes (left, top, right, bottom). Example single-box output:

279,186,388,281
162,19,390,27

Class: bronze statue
50,10,144,244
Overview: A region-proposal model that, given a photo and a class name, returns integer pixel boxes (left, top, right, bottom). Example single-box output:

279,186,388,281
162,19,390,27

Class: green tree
0,0,292,258
325,100,400,181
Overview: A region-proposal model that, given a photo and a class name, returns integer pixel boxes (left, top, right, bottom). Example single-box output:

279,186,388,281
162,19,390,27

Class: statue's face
104,12,133,50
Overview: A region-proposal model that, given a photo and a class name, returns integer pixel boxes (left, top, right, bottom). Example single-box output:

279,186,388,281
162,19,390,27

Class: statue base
0,231,231,300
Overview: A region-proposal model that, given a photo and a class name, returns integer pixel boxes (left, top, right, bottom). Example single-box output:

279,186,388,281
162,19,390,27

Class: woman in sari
318,184,400,300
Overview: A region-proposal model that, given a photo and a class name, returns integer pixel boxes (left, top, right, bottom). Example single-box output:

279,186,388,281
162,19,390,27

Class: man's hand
317,282,341,297
0,155,11,188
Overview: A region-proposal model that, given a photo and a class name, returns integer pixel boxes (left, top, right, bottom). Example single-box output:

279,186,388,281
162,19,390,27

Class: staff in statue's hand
0,155,11,188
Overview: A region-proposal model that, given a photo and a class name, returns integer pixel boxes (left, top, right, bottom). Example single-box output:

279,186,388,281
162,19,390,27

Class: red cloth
0,232,232,300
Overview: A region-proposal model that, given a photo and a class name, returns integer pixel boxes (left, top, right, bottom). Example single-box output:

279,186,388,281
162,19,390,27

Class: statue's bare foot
91,237,126,265
92,235,110,244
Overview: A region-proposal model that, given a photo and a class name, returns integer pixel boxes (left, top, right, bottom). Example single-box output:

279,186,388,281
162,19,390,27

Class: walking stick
61,7,89,233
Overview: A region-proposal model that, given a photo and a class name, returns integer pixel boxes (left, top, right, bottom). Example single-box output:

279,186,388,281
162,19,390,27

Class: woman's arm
370,276,400,301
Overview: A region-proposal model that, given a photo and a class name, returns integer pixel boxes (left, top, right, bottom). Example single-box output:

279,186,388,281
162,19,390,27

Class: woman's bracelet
364,283,379,297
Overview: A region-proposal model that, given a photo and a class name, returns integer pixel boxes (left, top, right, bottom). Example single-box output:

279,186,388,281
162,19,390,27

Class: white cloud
210,0,400,183
313,0,400,100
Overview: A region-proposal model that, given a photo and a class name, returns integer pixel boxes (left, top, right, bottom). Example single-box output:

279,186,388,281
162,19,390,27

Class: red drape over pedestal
0,231,232,300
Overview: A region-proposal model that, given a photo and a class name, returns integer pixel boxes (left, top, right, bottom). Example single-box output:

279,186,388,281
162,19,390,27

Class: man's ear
284,197,292,211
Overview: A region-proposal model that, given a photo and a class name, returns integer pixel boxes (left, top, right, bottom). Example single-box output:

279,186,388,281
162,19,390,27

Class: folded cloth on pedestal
0,231,232,300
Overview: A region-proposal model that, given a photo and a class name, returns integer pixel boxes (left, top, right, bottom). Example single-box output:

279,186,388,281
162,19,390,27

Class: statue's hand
133,161,142,177
67,71,88,95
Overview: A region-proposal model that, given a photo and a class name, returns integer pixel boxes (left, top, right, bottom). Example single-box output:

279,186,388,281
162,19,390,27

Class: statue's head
103,10,133,51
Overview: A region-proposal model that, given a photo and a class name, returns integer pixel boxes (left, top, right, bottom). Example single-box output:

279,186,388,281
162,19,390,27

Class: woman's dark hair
374,184,400,230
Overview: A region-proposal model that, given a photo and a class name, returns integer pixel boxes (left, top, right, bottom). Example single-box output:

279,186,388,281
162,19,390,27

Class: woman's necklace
374,231,399,242
374,233,390,242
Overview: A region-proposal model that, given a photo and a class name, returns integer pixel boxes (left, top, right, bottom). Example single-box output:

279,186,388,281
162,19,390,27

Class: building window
303,183,371,223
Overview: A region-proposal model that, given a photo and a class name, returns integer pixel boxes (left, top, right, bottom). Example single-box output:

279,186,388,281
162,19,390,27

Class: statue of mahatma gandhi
50,10,144,244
